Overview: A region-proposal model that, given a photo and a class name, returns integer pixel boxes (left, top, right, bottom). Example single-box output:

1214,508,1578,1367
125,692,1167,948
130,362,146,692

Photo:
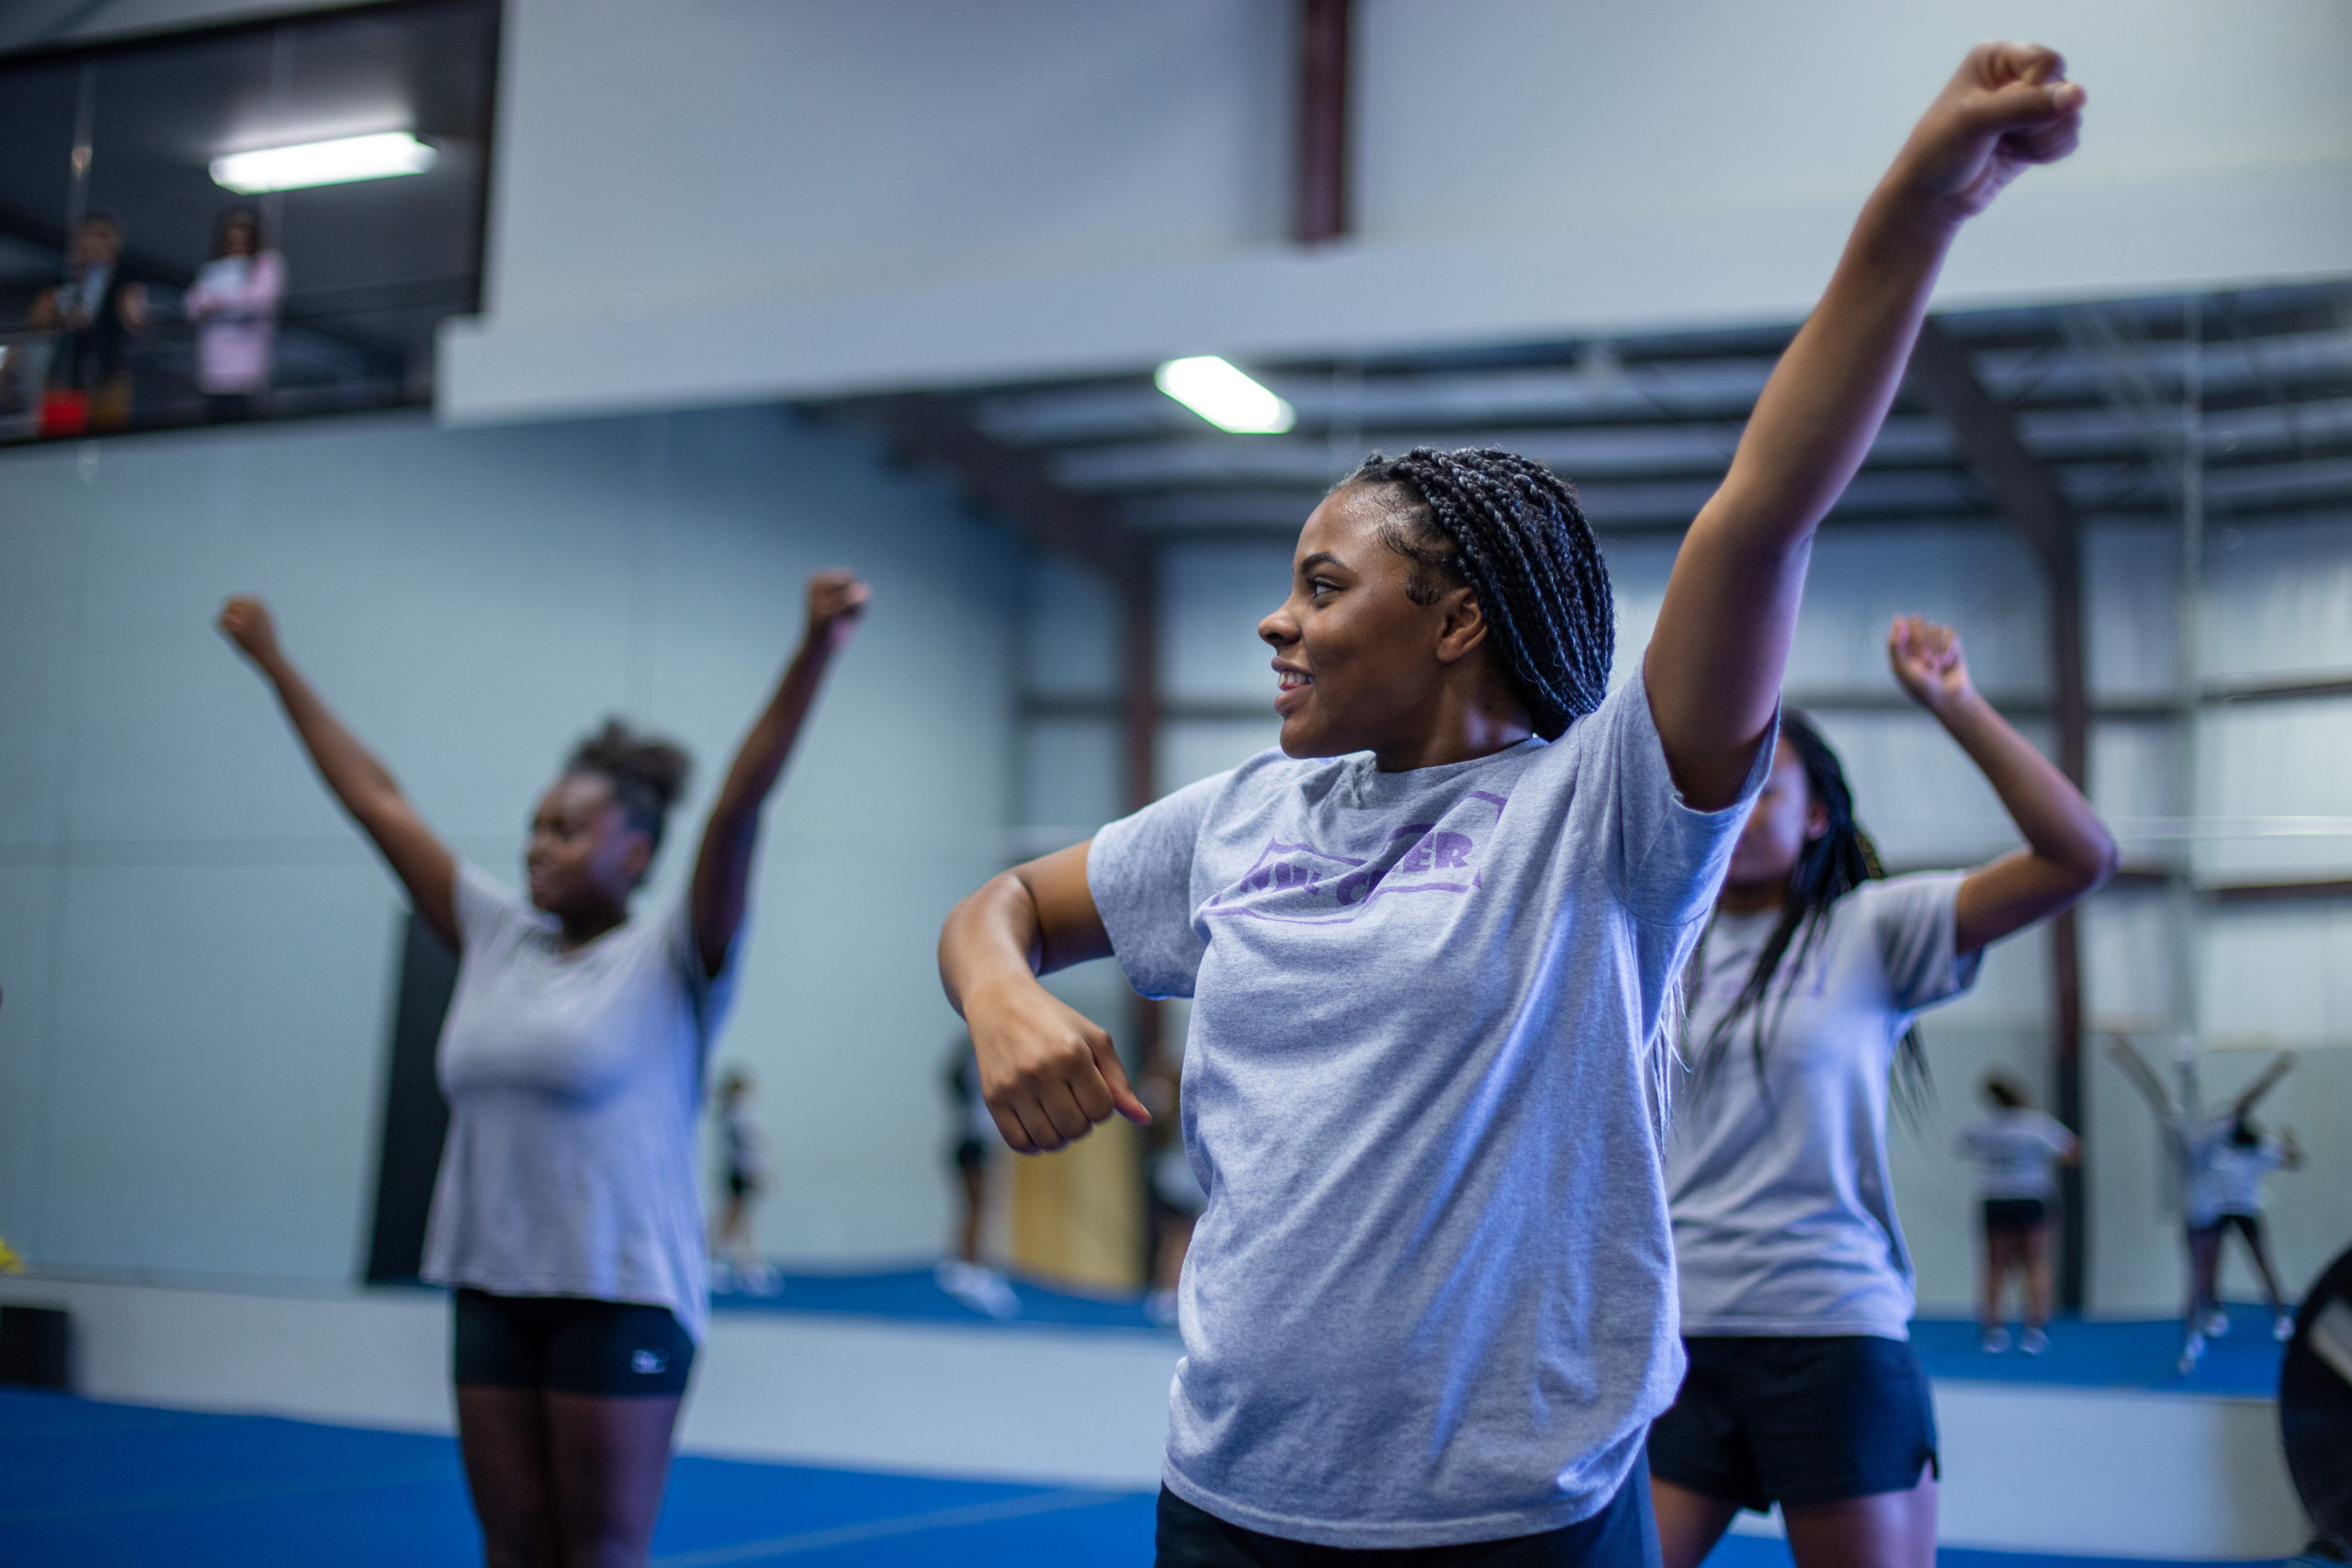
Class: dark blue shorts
1646,1336,1937,1512
1154,1451,1660,1565
451,1289,695,1398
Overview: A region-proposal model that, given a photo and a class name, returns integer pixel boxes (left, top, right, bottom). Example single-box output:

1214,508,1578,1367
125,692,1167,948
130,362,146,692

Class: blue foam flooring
0,1390,2281,1567
711,1265,2287,1397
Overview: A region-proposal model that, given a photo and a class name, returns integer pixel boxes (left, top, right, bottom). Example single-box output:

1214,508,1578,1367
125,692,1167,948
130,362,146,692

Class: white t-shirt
2186,1127,2286,1225
1667,874,1981,1340
1960,1109,2076,1201
1088,670,1766,1549
423,865,742,1340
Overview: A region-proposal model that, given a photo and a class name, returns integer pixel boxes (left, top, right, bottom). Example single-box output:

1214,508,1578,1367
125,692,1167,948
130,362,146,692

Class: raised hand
803,570,870,653
1888,615,1973,715
1891,42,2086,220
217,595,282,666
965,973,1150,1153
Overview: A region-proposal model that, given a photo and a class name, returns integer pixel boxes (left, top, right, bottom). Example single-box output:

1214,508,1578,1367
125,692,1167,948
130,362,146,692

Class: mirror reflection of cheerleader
938,1038,1020,1319
1957,1071,2079,1355
2110,1041,2300,1371
710,1068,776,1294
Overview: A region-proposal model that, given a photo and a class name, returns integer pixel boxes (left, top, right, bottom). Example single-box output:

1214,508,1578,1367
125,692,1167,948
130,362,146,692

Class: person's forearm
939,873,1046,1018
1934,691,2116,881
1710,187,1959,551
255,649,406,816
709,637,839,831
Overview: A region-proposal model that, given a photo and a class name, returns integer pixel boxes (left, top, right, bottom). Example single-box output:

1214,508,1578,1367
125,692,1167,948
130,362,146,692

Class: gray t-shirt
2186,1128,2285,1224
1667,873,1980,1340
1089,671,1764,1549
1960,1108,2075,1201
423,864,741,1341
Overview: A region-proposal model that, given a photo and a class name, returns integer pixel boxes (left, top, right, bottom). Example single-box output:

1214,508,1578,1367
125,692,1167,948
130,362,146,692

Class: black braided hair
1341,447,1614,739
1687,710,1931,1118
565,718,692,854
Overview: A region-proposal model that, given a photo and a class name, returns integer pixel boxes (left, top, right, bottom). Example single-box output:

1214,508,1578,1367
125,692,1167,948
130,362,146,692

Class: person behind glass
709,1067,775,1295
1958,1069,2080,1356
2109,1041,2298,1371
28,214,146,436
940,46,2087,1567
937,1037,1020,1319
183,208,285,423
1651,615,2116,1568
217,571,867,1568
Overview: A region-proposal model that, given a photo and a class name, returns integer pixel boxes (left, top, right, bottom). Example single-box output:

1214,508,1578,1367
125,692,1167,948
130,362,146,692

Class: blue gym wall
0,406,1021,1283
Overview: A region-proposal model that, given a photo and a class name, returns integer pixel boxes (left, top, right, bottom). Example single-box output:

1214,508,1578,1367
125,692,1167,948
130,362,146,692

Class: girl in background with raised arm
1653,616,2115,1568
940,46,2086,1567
220,571,865,1568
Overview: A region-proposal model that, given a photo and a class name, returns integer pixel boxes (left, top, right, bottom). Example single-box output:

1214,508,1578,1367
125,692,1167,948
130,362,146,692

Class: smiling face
525,773,652,925
1256,484,1518,765
1724,738,1829,891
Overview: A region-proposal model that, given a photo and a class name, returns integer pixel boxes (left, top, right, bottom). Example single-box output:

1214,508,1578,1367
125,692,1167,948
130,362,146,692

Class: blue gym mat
710,1264,2288,1397
0,1389,2283,1566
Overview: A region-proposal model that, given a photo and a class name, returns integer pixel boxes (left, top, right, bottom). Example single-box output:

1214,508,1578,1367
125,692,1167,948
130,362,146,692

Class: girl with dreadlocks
1650,616,2115,1568
219,572,866,1568
942,45,2086,1565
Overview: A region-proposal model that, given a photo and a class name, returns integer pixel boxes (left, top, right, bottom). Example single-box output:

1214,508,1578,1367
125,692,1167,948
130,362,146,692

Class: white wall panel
1024,555,1121,700
1160,542,1292,702
2195,694,2352,882
2199,901,2352,1048
1019,719,1123,840
2086,522,2181,699
1792,526,2048,694
2090,718,2188,866
2201,511,2352,681
1159,718,1280,797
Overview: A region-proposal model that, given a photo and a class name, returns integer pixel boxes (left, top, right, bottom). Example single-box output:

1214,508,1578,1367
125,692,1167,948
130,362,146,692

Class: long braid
1684,710,1933,1121
1345,447,1614,739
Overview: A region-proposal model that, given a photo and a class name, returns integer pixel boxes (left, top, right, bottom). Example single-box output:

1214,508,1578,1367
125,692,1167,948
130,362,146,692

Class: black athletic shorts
1646,1336,1937,1512
726,1169,755,1201
1983,1197,2047,1233
1153,1452,1659,1566
2189,1212,2264,1243
953,1136,991,1173
452,1289,695,1397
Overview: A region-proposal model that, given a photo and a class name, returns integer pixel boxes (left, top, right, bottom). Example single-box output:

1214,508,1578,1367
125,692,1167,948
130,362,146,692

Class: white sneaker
2177,1331,2206,1375
1980,1326,2011,1354
936,1259,1021,1320
2203,1309,2232,1338
2019,1326,2049,1357
2275,1313,2297,1342
1146,1289,1179,1328
711,1258,739,1293
740,1259,781,1296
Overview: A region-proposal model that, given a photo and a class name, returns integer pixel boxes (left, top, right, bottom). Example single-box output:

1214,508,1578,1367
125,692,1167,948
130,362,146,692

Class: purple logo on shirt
1205,791,1508,925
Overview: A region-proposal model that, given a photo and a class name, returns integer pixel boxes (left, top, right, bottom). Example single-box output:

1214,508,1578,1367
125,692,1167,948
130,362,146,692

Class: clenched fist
1891,42,2086,220
217,595,282,667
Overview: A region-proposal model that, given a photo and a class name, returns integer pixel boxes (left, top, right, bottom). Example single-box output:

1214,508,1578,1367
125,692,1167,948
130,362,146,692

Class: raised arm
687,570,868,977
939,842,1148,1154
218,597,458,947
2230,1051,2295,1121
2107,1036,2176,1121
1886,615,2118,951
1644,45,2085,807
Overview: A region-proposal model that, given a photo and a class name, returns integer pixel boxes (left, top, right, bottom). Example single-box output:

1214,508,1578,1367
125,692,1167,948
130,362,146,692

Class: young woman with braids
1650,616,2115,1568
218,571,866,1568
940,46,2087,1566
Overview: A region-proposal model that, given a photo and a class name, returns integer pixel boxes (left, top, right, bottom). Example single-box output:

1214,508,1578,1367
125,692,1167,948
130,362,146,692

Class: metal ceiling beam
837,391,1159,818
1294,0,1351,245
1905,316,2094,1314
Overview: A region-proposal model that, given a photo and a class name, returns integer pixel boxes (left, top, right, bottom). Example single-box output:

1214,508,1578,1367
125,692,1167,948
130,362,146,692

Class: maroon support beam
1295,0,1351,244
1906,319,2093,1314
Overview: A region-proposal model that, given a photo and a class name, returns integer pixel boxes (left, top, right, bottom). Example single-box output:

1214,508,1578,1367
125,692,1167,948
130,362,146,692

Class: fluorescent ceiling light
210,132,436,195
1156,355,1295,434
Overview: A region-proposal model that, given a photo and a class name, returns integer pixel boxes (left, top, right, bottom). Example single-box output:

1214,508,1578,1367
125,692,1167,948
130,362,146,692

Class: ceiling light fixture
209,132,437,195
1155,355,1295,434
